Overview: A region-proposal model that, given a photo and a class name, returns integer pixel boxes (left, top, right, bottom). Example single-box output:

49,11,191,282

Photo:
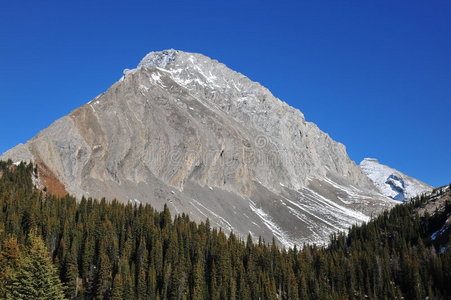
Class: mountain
360,158,433,201
0,49,395,246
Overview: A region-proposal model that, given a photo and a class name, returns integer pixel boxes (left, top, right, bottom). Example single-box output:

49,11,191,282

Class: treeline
0,161,450,299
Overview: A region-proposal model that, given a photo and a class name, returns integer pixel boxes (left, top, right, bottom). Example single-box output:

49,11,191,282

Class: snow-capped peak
360,158,433,201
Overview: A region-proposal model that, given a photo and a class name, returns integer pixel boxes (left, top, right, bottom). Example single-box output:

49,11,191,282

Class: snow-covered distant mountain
360,158,433,201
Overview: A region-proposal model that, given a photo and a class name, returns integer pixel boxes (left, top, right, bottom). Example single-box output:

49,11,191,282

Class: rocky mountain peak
138,49,180,69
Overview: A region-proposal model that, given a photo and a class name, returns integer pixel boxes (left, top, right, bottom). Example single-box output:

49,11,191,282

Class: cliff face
1,50,394,247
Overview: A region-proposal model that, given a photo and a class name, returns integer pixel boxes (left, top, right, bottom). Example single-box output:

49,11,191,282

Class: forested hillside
0,161,450,299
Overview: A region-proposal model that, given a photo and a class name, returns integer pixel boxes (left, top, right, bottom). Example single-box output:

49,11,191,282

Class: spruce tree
111,273,124,299
61,247,79,299
4,232,66,299
0,236,21,297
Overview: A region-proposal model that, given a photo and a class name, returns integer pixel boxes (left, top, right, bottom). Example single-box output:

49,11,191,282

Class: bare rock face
1,49,395,247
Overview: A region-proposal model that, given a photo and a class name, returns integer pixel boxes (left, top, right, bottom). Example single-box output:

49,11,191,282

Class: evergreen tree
111,274,123,300
0,236,21,297
4,232,66,299
94,252,112,299
61,247,79,299
191,260,205,300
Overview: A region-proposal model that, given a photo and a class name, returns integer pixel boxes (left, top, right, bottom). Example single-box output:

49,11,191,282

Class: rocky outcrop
1,50,395,247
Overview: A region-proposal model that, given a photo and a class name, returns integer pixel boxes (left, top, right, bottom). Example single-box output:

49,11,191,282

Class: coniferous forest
0,161,450,299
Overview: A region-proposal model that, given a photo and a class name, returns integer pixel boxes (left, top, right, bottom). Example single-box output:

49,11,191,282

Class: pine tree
94,252,112,299
192,260,205,300
4,232,66,299
148,267,157,299
61,247,79,299
136,270,147,299
111,274,124,300
0,236,21,297
160,204,172,229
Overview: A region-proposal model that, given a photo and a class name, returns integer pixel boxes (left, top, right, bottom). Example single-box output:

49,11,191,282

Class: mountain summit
1,50,395,246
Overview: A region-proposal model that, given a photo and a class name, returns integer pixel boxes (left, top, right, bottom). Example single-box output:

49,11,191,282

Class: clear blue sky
1,0,450,187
